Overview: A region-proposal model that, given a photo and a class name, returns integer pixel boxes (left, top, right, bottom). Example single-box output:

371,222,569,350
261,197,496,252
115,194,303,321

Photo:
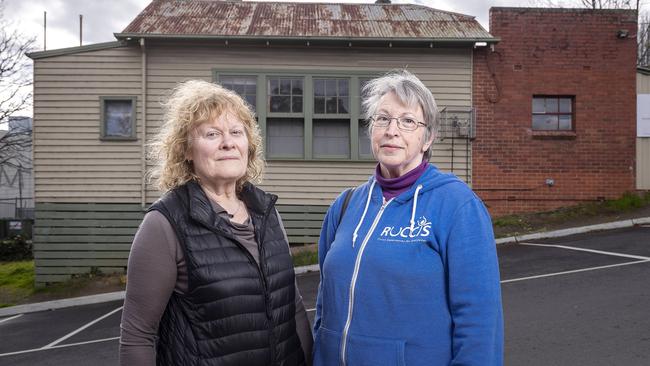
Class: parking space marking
0,336,119,358
0,314,23,324
501,259,650,284
42,306,123,349
518,242,650,260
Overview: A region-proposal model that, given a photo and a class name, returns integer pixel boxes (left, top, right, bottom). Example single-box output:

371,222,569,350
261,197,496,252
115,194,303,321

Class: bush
0,235,33,261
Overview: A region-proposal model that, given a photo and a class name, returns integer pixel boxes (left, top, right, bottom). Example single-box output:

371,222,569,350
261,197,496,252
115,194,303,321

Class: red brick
473,8,637,217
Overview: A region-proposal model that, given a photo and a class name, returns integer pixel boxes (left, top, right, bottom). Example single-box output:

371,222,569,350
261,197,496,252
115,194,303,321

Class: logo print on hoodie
379,216,431,242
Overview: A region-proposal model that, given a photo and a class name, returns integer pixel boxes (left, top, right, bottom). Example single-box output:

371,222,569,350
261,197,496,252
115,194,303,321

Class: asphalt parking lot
1,226,649,365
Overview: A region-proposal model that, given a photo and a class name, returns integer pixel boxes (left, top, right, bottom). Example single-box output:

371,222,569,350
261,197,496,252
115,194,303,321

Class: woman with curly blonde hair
120,80,312,366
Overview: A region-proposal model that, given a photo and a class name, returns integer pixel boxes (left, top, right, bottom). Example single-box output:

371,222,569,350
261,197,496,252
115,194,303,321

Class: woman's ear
421,133,434,153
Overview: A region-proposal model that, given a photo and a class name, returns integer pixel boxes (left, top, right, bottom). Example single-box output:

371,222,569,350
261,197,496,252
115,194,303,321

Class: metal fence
0,197,34,220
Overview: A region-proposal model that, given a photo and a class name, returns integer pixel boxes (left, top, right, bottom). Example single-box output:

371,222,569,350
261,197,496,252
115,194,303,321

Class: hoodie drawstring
410,184,423,231
352,180,376,247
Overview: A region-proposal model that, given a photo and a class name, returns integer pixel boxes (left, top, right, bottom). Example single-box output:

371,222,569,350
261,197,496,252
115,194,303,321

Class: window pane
532,115,559,130
339,79,349,96
219,75,257,112
359,119,372,156
325,80,336,96
339,97,349,114
270,79,279,94
360,78,371,111
315,78,350,115
326,97,337,114
267,118,304,158
558,115,572,130
270,96,290,112
314,80,325,96
532,98,545,113
244,83,256,94
314,97,325,113
313,119,350,158
292,79,303,95
104,100,133,138
559,98,572,113
545,98,558,113
292,96,303,113
245,95,256,109
280,79,291,94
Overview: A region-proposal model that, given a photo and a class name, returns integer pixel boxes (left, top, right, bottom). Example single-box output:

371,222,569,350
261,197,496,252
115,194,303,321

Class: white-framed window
532,96,574,131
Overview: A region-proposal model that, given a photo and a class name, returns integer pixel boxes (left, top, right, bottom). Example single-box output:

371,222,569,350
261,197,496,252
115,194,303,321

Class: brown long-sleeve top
119,205,313,365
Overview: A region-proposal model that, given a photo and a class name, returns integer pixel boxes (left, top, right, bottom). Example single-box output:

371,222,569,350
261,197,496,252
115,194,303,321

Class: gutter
140,38,147,210
114,33,500,45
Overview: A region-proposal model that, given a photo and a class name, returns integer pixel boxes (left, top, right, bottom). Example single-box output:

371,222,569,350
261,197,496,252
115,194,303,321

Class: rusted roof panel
119,0,495,41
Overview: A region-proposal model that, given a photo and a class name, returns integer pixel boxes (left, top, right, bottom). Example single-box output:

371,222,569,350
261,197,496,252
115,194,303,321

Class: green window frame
214,70,380,161
99,96,137,141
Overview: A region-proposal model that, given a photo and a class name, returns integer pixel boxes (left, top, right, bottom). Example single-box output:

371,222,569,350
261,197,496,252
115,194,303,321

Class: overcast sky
2,0,542,51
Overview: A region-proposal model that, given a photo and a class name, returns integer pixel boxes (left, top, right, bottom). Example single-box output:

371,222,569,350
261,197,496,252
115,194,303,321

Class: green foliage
0,235,33,261
292,249,318,267
605,192,649,211
0,260,34,307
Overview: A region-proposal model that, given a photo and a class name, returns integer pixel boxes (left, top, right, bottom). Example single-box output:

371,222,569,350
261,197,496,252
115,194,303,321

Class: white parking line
0,314,23,324
41,306,123,349
304,258,650,312
518,242,650,260
0,336,119,358
501,260,650,284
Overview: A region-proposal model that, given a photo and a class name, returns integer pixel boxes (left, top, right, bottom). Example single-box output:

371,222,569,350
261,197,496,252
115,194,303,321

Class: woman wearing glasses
313,70,503,366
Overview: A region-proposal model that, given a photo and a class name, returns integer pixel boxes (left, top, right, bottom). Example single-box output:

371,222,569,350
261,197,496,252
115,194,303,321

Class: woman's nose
220,133,235,149
384,118,400,135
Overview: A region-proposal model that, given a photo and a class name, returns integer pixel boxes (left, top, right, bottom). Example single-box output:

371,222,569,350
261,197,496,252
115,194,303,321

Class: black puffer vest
149,180,306,366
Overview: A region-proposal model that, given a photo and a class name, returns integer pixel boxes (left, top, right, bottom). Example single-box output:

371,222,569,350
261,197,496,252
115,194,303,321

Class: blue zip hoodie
313,164,503,366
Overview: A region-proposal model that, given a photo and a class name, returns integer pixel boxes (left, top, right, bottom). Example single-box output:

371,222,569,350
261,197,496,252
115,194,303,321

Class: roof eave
114,33,500,44
26,41,131,60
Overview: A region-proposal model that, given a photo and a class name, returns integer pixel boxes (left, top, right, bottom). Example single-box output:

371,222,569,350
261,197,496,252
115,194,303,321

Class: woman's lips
380,144,402,150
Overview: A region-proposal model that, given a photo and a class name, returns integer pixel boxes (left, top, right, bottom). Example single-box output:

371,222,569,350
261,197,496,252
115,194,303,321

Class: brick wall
473,8,638,217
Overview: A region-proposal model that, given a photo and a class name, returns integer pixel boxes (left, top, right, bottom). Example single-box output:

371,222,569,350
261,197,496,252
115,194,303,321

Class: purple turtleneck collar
375,160,428,200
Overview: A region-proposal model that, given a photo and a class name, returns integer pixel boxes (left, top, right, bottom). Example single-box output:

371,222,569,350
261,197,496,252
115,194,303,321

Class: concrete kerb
1,216,648,318
494,216,650,245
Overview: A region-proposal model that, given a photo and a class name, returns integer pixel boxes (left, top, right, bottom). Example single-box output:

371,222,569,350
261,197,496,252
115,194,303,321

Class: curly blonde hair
148,80,264,192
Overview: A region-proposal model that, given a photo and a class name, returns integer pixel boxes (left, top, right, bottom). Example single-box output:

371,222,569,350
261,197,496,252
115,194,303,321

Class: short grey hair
362,70,439,160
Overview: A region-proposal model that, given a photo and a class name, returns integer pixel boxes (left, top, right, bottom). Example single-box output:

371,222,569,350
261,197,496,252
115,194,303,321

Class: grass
292,249,319,267
493,191,650,238
0,260,36,308
0,261,126,308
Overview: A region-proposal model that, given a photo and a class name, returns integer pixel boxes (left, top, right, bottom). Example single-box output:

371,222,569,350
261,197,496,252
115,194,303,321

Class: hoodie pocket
346,333,406,366
313,326,342,366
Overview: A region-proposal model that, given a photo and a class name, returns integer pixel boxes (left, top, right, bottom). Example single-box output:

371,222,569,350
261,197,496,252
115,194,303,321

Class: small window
268,77,303,113
219,75,257,111
532,96,573,131
100,97,136,140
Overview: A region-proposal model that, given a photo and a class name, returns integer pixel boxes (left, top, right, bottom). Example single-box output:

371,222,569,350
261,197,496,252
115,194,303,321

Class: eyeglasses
369,114,427,132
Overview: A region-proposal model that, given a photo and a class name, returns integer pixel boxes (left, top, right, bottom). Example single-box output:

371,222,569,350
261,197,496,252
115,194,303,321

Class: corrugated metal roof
117,0,495,42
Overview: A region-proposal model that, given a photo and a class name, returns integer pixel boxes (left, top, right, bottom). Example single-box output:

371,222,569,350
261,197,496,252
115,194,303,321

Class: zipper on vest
255,197,278,365
339,198,393,366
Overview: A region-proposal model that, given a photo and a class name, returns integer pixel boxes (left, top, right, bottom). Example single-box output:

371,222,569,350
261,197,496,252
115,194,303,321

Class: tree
0,0,34,169
639,12,650,67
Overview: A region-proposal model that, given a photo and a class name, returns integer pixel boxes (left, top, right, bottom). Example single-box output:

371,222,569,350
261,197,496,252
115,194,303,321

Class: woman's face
371,91,433,178
187,111,249,186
